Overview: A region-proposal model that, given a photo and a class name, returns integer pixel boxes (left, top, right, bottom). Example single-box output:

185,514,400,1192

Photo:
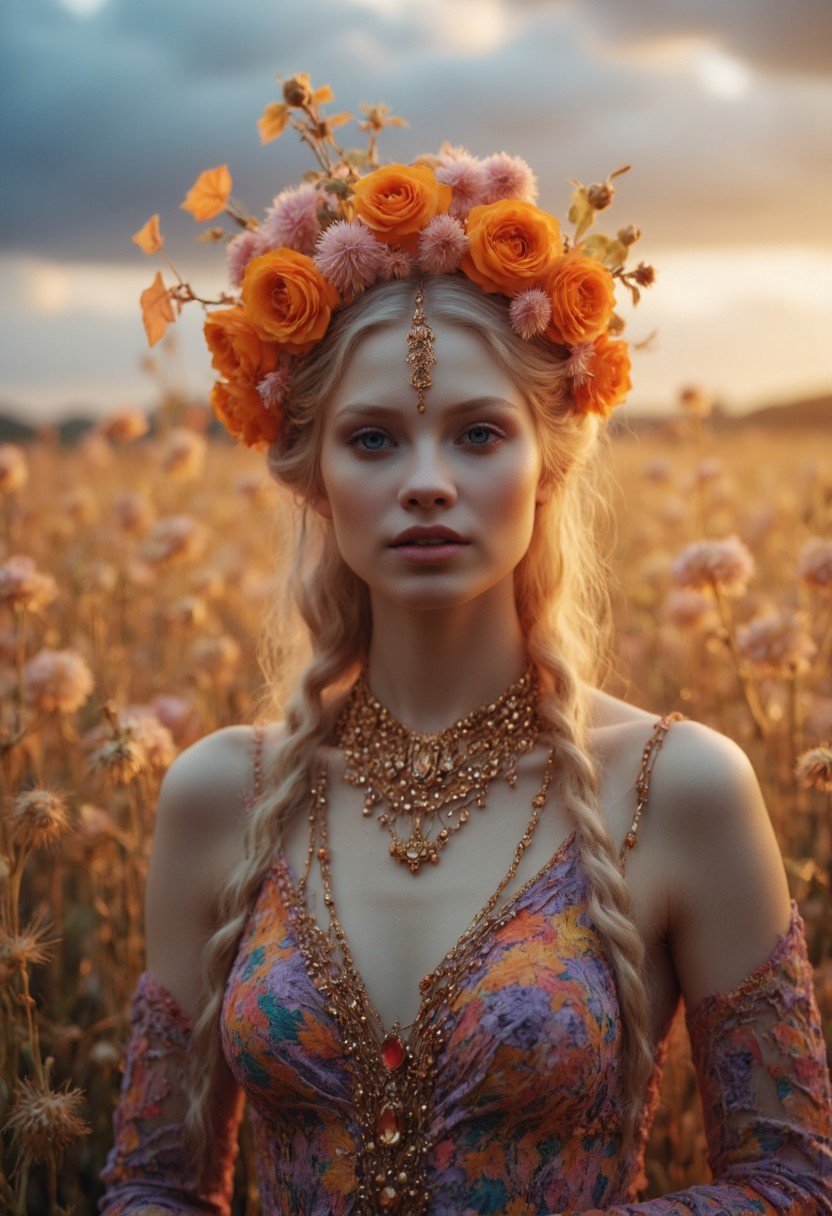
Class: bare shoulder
143,724,262,1020
635,715,793,1011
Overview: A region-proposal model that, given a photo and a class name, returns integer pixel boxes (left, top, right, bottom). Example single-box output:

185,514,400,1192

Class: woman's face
311,315,551,611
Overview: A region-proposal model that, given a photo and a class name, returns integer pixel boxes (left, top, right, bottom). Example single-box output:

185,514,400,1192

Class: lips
391,526,467,546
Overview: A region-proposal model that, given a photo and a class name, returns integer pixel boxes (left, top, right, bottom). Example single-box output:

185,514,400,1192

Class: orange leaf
313,85,333,105
257,102,289,145
180,165,233,222
140,272,176,347
385,115,409,128
131,214,164,254
327,112,352,130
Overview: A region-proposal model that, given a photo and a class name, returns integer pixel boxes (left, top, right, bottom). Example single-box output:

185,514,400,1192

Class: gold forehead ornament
405,281,436,413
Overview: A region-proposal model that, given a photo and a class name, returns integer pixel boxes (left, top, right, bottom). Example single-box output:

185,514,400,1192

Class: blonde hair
184,273,656,1183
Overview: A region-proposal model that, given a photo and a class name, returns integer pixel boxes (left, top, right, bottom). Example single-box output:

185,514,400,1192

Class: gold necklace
332,663,550,873
274,743,558,1215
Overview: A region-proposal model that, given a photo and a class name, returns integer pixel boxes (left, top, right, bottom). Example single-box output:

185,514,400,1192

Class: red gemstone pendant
377,1102,403,1146
381,1033,405,1071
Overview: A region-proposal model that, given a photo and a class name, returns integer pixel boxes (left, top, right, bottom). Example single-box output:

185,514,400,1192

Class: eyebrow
335,396,519,420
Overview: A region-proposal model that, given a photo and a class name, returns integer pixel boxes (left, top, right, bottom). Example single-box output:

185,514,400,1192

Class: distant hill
0,390,828,445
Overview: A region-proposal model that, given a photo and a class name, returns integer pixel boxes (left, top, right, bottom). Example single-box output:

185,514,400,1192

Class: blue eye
464,423,504,448
347,428,390,452
345,421,506,454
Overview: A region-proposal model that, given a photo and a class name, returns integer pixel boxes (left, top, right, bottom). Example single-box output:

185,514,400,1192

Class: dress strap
250,724,265,801
619,710,686,872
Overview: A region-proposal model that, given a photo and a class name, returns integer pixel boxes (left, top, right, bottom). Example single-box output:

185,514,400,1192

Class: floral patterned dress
99,718,832,1215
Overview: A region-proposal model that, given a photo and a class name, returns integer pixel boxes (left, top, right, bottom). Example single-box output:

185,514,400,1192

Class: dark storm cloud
1,0,831,266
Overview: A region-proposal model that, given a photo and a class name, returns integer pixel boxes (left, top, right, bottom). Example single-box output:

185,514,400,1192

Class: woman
100,83,831,1215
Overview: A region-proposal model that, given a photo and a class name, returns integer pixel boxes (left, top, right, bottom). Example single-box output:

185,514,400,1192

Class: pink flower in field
61,487,97,526
378,245,417,280
509,288,551,340
150,694,204,747
226,228,269,289
416,214,468,275
234,474,275,509
736,606,817,677
795,745,832,794
562,342,595,385
23,648,94,714
81,561,118,595
118,706,177,772
264,183,328,254
141,515,208,566
98,408,149,444
434,145,489,218
77,431,113,469
797,537,832,599
670,535,755,596
0,444,28,495
112,490,151,534
257,364,292,412
691,457,723,487
314,220,385,294
159,428,207,480
190,634,242,685
481,152,538,205
642,457,673,484
662,587,716,631
0,556,58,614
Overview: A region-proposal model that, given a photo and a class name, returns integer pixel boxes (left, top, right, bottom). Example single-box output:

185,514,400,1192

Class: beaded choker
332,662,550,872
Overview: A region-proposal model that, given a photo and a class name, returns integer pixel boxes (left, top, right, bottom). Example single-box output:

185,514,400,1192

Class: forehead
326,317,523,416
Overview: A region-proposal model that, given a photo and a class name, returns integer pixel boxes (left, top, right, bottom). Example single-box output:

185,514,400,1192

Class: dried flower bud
679,385,712,418
283,74,313,108
617,224,641,246
607,312,626,336
10,789,71,853
4,1058,90,1165
796,745,832,794
587,181,614,210
633,262,655,287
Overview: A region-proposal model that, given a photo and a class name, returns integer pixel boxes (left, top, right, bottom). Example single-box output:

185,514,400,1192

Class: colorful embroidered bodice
99,716,832,1214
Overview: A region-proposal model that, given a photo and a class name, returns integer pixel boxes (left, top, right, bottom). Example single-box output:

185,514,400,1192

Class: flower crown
131,72,655,451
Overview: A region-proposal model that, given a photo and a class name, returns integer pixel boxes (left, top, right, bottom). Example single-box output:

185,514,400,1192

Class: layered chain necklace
332,662,550,872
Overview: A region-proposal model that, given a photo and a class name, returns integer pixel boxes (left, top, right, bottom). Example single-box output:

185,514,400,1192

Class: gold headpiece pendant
405,281,436,413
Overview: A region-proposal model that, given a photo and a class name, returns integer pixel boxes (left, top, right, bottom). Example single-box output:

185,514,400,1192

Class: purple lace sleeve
98,971,245,1216
583,899,832,1214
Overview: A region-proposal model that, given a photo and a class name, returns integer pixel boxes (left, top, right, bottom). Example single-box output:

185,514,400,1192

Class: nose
396,440,458,510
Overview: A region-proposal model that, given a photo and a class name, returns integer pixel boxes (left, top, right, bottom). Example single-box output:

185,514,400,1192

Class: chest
275,734,681,1046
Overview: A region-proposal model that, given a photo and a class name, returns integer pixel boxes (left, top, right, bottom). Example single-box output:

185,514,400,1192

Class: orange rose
545,252,615,346
460,200,562,295
242,249,340,355
571,334,631,418
204,307,279,381
210,377,282,451
351,163,452,251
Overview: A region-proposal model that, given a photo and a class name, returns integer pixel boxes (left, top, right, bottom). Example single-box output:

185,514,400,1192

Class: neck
364,582,530,733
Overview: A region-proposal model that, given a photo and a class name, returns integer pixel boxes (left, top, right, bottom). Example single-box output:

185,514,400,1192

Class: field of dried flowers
0,386,830,1214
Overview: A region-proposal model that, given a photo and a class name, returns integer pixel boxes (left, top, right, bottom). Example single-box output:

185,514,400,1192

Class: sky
2,0,831,424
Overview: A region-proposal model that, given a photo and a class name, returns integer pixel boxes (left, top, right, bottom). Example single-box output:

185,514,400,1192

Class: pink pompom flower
379,245,417,280
482,152,538,205
264,183,325,254
417,214,469,275
434,144,489,218
509,288,552,340
314,220,386,294
226,229,269,289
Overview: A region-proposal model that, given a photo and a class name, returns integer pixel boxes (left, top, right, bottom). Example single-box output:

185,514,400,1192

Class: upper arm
144,725,254,1024
662,720,793,1013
